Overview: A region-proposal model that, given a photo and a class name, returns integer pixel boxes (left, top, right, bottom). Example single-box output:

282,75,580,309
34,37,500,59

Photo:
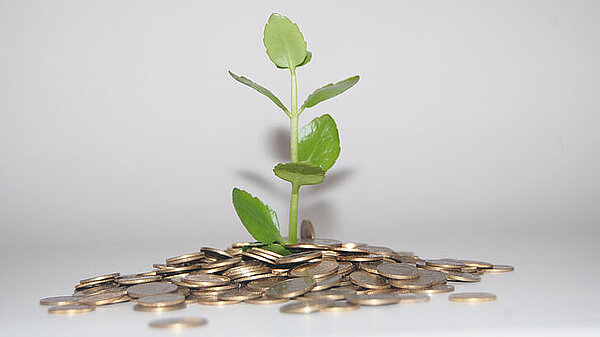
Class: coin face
149,317,208,329
290,260,339,278
48,304,95,315
346,293,403,306
376,262,420,280
418,269,447,285
79,291,129,306
447,271,481,283
312,274,342,291
349,271,390,290
39,296,81,306
137,293,185,307
127,282,178,298
449,292,496,302
247,277,283,291
182,274,231,287
426,259,465,269
218,289,262,301
266,277,316,298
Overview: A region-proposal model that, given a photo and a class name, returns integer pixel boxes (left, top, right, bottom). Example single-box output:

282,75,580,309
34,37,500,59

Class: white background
1,1,599,336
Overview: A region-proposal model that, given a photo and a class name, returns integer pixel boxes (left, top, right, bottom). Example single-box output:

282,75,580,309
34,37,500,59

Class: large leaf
302,76,360,109
277,50,312,69
298,114,340,172
263,13,307,69
228,71,289,114
232,188,284,244
273,162,325,186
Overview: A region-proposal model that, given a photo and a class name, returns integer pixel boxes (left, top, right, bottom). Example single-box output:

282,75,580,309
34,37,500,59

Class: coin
358,261,382,274
418,269,447,286
389,277,432,290
397,293,430,303
319,301,360,312
149,317,208,329
279,299,333,314
40,296,81,306
338,254,383,263
413,284,455,294
80,273,119,285
118,275,162,285
449,292,496,302
349,271,390,290
244,296,290,305
300,219,316,239
275,251,322,265
266,277,316,298
134,303,187,312
127,282,178,298
249,247,283,259
376,262,420,280
182,274,231,287
166,252,204,265
202,256,242,269
290,260,339,278
446,272,481,283
79,291,129,306
312,274,342,291
48,304,95,315
346,293,403,306
485,265,514,273
459,260,493,269
218,289,262,301
247,277,283,291
201,247,234,259
337,261,355,276
425,259,465,269
196,298,241,306
305,288,356,301
137,293,185,307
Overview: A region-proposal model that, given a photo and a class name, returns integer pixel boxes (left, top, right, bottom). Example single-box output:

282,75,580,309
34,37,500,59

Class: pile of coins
40,220,513,322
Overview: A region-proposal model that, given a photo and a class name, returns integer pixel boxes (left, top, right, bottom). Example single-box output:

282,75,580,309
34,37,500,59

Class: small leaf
273,162,325,186
229,71,289,114
263,13,307,69
298,114,340,172
232,188,284,244
302,76,360,109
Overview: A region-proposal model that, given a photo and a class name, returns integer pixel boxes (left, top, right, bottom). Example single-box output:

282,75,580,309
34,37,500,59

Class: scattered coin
290,259,339,278
413,284,455,294
305,288,356,301
346,293,403,306
48,304,95,315
80,273,119,285
79,291,130,306
449,292,497,302
376,262,420,280
446,272,481,283
266,277,316,298
182,274,231,287
349,271,390,290
118,275,162,285
39,296,81,306
149,317,208,329
137,293,185,307
127,282,177,298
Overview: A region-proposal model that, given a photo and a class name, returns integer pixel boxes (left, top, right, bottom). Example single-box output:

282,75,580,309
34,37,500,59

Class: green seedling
230,13,359,249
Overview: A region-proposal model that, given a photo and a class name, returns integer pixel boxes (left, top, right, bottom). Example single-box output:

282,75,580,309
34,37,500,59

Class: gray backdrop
1,0,599,252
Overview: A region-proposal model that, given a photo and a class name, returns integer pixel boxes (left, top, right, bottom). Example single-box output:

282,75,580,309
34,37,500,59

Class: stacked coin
40,221,512,316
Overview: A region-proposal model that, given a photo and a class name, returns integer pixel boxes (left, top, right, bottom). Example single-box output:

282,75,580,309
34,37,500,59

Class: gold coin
341,242,368,249
79,273,119,285
413,284,455,294
376,262,420,280
40,296,81,306
73,283,119,296
266,277,316,298
425,259,465,269
166,252,204,265
246,277,283,291
137,293,185,307
358,261,382,274
290,260,339,278
389,277,432,290
242,251,277,265
459,260,493,269
446,271,481,283
218,289,262,301
279,300,333,314
319,301,360,312
235,273,276,283
202,256,242,269
397,293,430,303
201,247,234,259
312,274,342,291
249,247,283,259
298,238,343,248
79,291,129,306
191,283,239,294
337,261,355,276
118,275,162,285
244,296,290,305
48,304,95,315
305,288,356,301
332,246,370,255
182,274,231,287
74,279,115,290
127,282,178,298
196,298,241,306
485,265,514,273
349,271,389,290
346,293,402,306
149,317,208,329
338,254,383,263
300,219,316,239
449,292,496,302
133,303,186,312
418,269,447,286
275,251,322,265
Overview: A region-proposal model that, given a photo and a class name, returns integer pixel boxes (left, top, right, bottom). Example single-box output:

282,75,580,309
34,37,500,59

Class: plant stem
288,67,299,243
288,183,300,244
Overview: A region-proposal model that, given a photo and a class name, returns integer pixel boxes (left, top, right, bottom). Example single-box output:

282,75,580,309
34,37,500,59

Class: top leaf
263,13,307,69
302,76,360,109
232,188,284,244
273,162,325,187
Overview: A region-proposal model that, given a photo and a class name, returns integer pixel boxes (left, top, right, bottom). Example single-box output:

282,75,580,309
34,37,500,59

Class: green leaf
302,76,360,109
263,13,307,69
273,162,325,186
262,243,293,256
277,50,312,69
228,71,289,114
232,188,284,244
298,114,340,172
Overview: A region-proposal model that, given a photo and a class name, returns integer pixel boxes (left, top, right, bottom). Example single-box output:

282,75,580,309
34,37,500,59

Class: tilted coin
182,274,231,287
218,289,262,301
459,260,493,269
290,260,339,278
418,269,447,286
341,242,368,249
202,256,242,269
337,254,384,263
298,238,343,248
166,252,204,265
337,261,355,276
413,284,455,294
242,251,277,265
149,317,208,329
196,298,241,306
446,272,481,283
312,274,342,291
332,246,370,255
134,303,187,312
349,271,390,290
275,251,322,265
425,259,465,269
266,277,316,298
247,277,283,291
118,275,162,285
201,247,234,259
249,247,283,259
397,293,430,303
80,273,120,285
73,283,119,296
346,293,402,306
300,219,316,239
244,296,290,305
74,279,115,290
137,293,185,307
305,288,356,301
485,265,514,273
40,296,81,306
376,262,420,280
127,282,178,298
358,261,383,274
279,299,334,314
79,291,129,306
48,304,95,315
235,273,277,283
389,276,432,290
449,292,496,302
319,301,360,312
